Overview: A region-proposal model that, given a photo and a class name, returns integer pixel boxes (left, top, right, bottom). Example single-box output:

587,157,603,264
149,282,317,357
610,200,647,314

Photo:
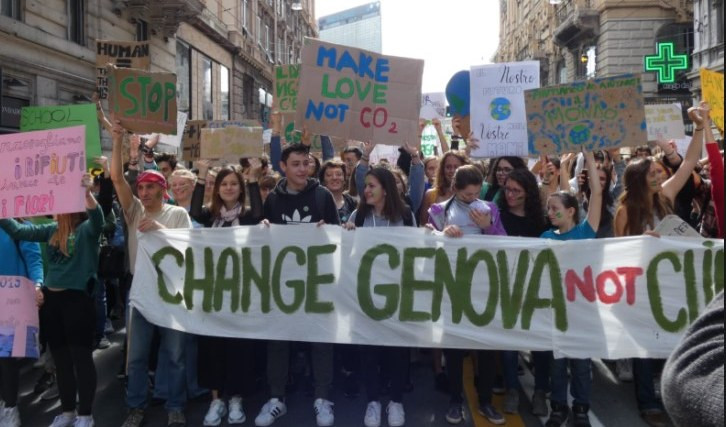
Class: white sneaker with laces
49,412,77,427
313,398,334,427
1,406,21,427
228,396,246,425
73,415,95,427
254,398,287,427
364,401,382,427
203,399,227,426
387,401,405,427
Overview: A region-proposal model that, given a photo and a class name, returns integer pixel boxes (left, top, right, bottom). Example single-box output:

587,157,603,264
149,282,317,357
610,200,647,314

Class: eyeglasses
503,187,523,195
496,167,514,174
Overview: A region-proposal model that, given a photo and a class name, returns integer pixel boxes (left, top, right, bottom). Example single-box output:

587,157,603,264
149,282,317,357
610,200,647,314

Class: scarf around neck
213,203,243,227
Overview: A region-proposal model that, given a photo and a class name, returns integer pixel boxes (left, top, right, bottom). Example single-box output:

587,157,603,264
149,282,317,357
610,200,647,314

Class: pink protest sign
0,276,40,358
0,126,86,219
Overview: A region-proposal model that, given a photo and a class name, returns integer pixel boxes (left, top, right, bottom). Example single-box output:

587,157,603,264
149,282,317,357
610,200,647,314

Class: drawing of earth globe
569,124,591,145
489,97,511,121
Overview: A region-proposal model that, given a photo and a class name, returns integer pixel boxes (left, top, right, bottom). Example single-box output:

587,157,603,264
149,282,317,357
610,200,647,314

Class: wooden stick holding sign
106,65,177,135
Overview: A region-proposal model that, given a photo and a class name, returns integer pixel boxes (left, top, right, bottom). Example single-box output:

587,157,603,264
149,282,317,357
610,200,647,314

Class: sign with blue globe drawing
490,97,512,121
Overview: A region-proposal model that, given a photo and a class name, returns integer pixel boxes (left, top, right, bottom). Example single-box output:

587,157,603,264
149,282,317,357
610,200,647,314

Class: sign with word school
420,92,446,120
525,74,647,155
201,120,263,159
0,276,40,358
20,104,102,168
96,40,150,100
700,68,724,134
0,127,86,219
107,66,177,135
296,38,424,146
181,120,209,161
644,103,686,141
131,226,724,359
470,62,540,157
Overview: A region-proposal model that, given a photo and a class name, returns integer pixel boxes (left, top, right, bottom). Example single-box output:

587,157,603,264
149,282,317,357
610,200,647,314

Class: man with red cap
110,119,192,427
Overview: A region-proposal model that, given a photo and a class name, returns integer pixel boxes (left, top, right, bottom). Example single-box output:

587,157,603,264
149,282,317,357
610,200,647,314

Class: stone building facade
687,0,724,99
0,0,317,138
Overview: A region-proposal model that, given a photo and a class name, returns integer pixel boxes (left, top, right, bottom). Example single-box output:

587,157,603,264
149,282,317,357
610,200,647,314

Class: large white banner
131,225,724,359
470,61,540,158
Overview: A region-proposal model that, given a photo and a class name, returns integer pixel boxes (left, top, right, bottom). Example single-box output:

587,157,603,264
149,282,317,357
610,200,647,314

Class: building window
1,0,20,19
257,15,263,45
202,56,213,120
176,41,191,116
136,20,148,41
265,24,270,53
717,0,724,44
241,0,248,29
585,46,596,78
557,60,567,84
221,65,230,120
68,0,85,45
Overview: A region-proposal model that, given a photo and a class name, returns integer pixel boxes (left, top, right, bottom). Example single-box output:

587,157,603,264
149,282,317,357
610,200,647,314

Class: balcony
123,0,205,38
553,0,599,49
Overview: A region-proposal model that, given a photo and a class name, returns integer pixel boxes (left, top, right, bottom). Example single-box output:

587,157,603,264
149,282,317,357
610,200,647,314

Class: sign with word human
201,121,263,159
296,38,424,146
131,226,724,359
20,104,101,168
0,276,40,358
420,92,446,120
96,40,150,100
525,74,647,155
470,61,540,157
0,126,86,219
700,68,724,134
644,103,686,141
107,66,177,135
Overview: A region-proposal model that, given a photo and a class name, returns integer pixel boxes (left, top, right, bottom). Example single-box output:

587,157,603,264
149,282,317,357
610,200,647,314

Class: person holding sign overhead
0,174,103,427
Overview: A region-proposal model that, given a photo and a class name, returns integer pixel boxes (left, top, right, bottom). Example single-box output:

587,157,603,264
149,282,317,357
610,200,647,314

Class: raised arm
402,141,425,213
662,106,706,202
432,118,449,154
584,151,602,232
702,103,724,237
355,140,376,196
109,119,136,211
269,110,284,175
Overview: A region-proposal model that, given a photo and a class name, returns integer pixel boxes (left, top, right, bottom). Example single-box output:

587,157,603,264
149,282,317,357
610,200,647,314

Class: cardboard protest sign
201,124,263,159
107,66,177,135
0,276,40,358
654,215,701,237
470,61,540,157
525,74,647,155
645,103,686,141
700,68,724,134
295,38,424,146
0,126,86,219
20,104,101,168
275,65,300,114
420,92,446,120
181,120,207,162
96,40,150,100
141,111,188,148
132,226,723,359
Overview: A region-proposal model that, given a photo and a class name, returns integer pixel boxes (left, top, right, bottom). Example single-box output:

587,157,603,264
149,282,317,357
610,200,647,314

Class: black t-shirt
500,210,546,237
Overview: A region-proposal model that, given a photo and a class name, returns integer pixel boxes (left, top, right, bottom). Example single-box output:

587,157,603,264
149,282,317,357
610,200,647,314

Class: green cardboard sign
20,103,102,168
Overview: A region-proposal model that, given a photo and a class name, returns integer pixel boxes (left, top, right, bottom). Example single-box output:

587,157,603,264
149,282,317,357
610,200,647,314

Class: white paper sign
141,111,188,147
420,92,446,120
470,61,540,158
645,103,685,142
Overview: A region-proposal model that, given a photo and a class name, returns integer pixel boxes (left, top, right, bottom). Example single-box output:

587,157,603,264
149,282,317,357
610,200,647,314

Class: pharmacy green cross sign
644,42,689,84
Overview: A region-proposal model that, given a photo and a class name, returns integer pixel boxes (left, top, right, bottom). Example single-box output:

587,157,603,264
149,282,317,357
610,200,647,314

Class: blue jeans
154,334,207,400
502,351,520,390
126,307,186,411
632,358,663,411
551,358,591,406
93,279,107,339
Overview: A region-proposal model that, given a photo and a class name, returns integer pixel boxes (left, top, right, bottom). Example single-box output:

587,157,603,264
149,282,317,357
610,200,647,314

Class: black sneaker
545,402,569,427
445,403,464,424
34,371,55,395
478,403,505,425
572,403,591,427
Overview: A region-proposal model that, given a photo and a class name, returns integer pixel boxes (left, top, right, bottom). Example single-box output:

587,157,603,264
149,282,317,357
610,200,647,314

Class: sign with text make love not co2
296,38,424,146
0,126,86,219
132,226,724,359
525,74,647,156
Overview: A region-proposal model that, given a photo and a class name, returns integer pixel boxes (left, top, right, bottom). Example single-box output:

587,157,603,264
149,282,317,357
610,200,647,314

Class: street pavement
15,326,663,427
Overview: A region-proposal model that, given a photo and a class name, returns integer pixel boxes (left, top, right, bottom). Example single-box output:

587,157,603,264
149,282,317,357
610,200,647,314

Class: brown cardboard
201,125,264,159
181,120,209,161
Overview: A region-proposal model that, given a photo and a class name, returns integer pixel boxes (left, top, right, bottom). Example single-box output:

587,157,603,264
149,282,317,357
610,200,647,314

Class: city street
16,327,657,427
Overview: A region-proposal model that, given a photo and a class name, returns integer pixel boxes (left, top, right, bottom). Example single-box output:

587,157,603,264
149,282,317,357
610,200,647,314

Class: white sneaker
49,412,77,427
254,398,287,426
616,359,633,382
387,401,405,427
1,406,21,427
313,398,334,427
364,401,382,427
228,396,246,425
73,415,94,427
203,399,227,426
